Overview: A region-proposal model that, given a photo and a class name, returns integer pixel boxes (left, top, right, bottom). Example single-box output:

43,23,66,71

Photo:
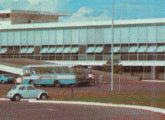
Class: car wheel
13,94,21,101
54,81,61,87
10,98,14,101
40,93,48,100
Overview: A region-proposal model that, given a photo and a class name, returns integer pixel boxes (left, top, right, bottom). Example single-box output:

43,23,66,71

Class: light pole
111,0,114,91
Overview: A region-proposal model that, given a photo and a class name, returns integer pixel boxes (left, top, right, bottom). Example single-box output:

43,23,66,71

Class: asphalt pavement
0,101,165,120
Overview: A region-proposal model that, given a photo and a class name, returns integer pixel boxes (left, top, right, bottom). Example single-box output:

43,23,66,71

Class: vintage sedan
7,84,48,101
0,74,15,84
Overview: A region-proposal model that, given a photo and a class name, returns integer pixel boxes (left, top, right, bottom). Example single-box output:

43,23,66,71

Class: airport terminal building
0,9,165,80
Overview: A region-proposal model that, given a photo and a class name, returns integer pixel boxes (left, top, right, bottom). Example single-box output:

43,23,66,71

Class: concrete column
151,66,157,80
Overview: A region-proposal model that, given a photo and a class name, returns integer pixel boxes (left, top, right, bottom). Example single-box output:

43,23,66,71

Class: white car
7,84,48,101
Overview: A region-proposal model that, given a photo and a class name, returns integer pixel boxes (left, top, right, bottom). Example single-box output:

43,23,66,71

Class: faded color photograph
0,0,165,120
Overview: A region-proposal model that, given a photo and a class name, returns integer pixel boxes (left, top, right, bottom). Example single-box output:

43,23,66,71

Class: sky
0,0,165,22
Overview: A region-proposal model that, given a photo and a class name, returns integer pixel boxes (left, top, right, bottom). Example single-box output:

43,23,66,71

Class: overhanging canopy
111,46,120,53
40,47,49,53
63,47,71,53
70,47,79,53
20,48,28,54
146,46,157,53
26,47,34,53
55,47,63,53
94,46,104,53
0,48,7,54
128,46,138,53
86,47,95,53
156,46,165,52
137,46,148,53
48,47,56,53
120,61,165,66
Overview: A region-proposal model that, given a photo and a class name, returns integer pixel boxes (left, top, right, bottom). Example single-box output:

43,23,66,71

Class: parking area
1,81,165,108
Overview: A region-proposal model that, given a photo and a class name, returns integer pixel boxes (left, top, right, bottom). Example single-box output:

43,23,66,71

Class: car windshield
4,75,11,77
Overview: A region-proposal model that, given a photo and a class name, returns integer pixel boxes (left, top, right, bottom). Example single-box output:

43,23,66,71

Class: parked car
6,84,48,101
0,74,15,84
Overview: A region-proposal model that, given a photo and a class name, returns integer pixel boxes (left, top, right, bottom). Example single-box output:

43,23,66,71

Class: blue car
0,74,15,84
7,84,48,101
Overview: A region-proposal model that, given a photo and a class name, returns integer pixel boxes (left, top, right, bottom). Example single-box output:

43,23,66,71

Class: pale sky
0,0,165,21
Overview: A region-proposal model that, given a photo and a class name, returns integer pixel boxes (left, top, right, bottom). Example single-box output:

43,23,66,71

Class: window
79,28,87,45
56,29,63,45
148,26,157,43
21,31,27,45
8,31,14,46
41,30,49,45
4,75,11,77
157,26,165,43
0,32,7,45
63,67,70,73
64,29,72,45
95,28,104,44
28,30,35,45
138,26,147,43
120,27,129,44
27,86,35,90
19,86,26,90
130,27,138,44
114,28,120,44
34,30,42,45
72,29,79,44
14,31,21,45
48,29,56,45
104,28,111,44
87,28,95,44
54,67,63,73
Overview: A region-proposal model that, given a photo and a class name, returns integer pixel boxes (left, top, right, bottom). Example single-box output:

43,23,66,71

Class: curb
29,100,165,115
0,98,9,101
0,98,35,102
1,98,165,115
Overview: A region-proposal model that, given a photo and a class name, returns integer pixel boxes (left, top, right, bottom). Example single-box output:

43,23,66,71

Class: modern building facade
0,9,165,80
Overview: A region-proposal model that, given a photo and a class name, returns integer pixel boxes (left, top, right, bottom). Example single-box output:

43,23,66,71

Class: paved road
0,101,165,120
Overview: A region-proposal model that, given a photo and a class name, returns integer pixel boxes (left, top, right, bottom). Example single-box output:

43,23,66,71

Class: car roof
16,84,34,87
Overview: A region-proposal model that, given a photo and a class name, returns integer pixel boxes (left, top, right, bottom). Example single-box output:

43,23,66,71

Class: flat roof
0,9,68,16
1,18,165,30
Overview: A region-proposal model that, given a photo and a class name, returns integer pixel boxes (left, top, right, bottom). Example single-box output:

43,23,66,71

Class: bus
22,64,79,87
